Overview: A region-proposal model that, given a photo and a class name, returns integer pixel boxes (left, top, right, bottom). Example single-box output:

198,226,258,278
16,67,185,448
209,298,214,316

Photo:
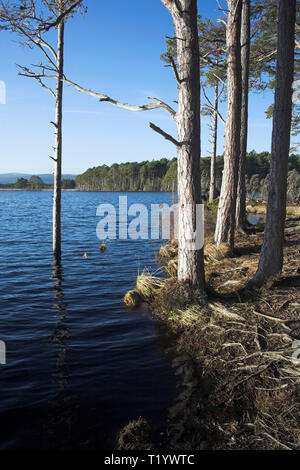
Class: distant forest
0,175,75,190
2,151,300,200
75,151,300,200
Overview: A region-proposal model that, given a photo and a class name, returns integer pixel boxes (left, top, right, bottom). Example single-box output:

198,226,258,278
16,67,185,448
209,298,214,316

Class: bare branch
62,77,177,117
36,34,57,60
17,65,56,98
167,55,182,85
43,0,84,31
201,86,225,124
290,143,300,153
149,122,180,146
147,96,176,117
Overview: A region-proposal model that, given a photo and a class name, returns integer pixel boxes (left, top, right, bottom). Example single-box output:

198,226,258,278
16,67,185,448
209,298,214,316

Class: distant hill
0,173,77,184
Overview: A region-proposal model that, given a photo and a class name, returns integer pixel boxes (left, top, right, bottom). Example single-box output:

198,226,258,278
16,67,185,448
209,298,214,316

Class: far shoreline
0,188,175,193
0,188,77,191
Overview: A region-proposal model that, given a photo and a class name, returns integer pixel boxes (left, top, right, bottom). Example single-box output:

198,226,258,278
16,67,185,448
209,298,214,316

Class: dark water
0,191,180,450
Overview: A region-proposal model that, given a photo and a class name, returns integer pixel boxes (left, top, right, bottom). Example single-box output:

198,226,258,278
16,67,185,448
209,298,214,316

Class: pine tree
253,0,296,284
214,0,243,250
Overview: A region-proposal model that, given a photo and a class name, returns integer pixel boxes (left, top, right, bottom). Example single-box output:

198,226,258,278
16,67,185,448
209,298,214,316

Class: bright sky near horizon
0,0,287,175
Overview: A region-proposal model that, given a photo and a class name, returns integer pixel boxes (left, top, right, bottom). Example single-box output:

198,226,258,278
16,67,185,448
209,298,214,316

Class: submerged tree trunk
253,0,296,285
53,18,65,261
215,0,242,249
236,0,250,229
162,0,205,296
209,82,219,201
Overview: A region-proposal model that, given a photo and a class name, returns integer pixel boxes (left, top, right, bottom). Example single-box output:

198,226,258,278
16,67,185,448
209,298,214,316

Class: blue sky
0,0,280,174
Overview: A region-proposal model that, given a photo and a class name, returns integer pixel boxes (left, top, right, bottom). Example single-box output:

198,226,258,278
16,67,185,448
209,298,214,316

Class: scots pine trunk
162,0,205,296
209,82,219,202
214,0,242,249
53,17,64,261
253,0,296,285
236,0,250,229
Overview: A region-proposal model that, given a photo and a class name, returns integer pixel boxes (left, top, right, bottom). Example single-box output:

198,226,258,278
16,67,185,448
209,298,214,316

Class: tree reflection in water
44,259,76,449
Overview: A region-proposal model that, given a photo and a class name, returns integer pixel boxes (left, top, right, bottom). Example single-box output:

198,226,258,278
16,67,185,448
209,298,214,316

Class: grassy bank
119,205,300,450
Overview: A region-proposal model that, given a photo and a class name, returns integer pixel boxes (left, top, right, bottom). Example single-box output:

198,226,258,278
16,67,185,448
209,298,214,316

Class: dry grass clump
117,418,152,450
254,389,300,450
135,270,165,302
158,239,178,264
204,242,231,262
166,258,178,277
246,203,267,215
123,289,140,309
247,203,300,219
286,205,300,218
153,278,199,315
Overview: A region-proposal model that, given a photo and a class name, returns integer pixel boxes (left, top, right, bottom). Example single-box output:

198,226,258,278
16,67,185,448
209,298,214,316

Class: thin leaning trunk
53,18,64,261
253,0,296,285
236,0,250,229
214,0,242,249
209,82,219,202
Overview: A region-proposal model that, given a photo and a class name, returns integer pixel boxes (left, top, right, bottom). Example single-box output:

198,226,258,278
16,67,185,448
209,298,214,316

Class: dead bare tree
0,0,84,262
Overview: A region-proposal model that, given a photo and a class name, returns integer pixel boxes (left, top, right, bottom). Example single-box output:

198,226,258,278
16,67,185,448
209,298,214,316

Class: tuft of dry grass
117,418,153,450
158,240,178,264
247,203,300,219
204,242,231,262
153,278,201,317
123,289,140,309
135,270,165,302
254,389,300,450
246,203,267,215
286,205,300,217
166,258,178,277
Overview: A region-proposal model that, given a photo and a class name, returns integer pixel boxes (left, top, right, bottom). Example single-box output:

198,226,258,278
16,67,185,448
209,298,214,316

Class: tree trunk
53,17,64,261
236,0,250,229
209,81,219,201
162,0,205,296
253,0,296,285
214,0,242,249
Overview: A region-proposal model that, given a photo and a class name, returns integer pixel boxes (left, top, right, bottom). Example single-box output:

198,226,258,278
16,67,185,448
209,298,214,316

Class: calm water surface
0,191,180,449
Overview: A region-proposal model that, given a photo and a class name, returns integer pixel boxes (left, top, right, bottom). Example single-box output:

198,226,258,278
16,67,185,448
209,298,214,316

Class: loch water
0,190,180,449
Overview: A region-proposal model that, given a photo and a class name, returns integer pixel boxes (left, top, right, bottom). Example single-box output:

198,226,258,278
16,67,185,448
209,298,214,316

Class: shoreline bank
119,206,300,450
